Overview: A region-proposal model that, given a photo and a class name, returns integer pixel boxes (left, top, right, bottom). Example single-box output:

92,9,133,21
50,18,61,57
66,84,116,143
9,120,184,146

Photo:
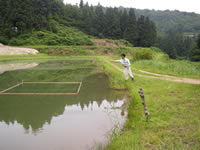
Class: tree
197,34,200,49
104,8,121,39
190,34,200,61
120,9,128,38
159,30,178,59
124,8,138,46
7,0,33,32
80,2,95,34
79,0,84,8
93,3,105,37
137,15,145,46
137,16,157,47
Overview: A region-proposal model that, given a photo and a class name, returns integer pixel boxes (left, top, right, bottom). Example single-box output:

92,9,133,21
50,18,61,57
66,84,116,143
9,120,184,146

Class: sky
64,0,200,14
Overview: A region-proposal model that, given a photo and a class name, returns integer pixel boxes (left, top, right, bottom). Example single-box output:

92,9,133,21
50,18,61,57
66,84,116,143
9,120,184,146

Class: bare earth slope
0,44,38,55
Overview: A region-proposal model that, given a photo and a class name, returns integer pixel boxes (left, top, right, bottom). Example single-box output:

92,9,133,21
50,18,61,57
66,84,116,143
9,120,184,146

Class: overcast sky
64,0,200,14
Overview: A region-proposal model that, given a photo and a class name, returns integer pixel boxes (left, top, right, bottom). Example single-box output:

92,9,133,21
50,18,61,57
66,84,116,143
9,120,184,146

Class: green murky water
0,59,128,150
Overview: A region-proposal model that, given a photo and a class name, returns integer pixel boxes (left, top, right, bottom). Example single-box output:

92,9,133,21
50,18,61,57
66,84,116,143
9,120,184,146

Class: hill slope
118,7,200,33
135,9,200,33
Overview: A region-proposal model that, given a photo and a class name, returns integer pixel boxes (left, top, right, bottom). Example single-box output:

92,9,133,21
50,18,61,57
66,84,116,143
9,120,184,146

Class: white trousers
123,67,134,80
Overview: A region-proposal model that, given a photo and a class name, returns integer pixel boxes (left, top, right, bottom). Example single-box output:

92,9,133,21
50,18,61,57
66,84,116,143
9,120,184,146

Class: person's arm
111,59,121,63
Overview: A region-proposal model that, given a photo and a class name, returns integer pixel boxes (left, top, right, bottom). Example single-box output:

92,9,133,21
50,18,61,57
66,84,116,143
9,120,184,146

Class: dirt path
104,59,200,85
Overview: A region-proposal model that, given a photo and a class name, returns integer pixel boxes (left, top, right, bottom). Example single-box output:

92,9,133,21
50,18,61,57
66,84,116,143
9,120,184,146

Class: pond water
0,59,128,150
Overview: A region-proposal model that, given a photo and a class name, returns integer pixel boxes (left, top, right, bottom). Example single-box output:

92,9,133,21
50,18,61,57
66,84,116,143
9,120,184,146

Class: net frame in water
0,81,82,95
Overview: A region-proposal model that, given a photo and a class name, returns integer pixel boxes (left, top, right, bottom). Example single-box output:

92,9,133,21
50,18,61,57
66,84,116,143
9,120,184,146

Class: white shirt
114,58,131,67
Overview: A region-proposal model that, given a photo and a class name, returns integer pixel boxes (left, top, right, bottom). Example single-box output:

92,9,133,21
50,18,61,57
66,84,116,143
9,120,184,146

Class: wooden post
138,88,150,122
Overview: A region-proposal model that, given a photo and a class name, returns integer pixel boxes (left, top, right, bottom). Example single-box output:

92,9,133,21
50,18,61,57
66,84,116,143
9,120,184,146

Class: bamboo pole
0,81,83,95
77,82,82,94
0,93,78,95
0,82,23,94
23,82,81,84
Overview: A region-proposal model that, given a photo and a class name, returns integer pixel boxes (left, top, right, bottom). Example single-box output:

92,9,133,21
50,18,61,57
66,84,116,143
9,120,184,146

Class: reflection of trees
0,73,128,133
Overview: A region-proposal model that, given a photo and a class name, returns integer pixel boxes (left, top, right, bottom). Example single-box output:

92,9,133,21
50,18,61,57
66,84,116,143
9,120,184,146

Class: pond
0,59,128,150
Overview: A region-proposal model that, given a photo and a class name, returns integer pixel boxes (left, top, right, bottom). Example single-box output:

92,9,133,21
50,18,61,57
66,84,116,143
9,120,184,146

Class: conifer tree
94,3,105,37
120,9,128,38
104,8,121,39
124,8,138,46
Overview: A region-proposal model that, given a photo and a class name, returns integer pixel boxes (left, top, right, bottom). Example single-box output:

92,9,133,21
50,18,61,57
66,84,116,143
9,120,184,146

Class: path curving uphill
104,59,200,85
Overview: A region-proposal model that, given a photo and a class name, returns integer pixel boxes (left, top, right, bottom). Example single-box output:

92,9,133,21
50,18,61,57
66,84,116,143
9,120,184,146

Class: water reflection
0,60,128,150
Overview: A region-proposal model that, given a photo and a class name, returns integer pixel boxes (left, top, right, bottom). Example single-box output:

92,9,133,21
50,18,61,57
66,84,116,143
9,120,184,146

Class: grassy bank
133,59,200,79
99,57,200,150
0,49,199,149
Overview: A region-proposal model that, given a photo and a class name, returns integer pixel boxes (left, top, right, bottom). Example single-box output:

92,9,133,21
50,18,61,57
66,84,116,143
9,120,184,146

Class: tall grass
133,59,200,78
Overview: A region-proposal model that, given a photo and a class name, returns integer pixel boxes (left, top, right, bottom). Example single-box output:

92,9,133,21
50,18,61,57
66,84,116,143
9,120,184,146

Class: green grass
0,54,96,62
98,57,200,150
133,59,200,78
0,48,200,149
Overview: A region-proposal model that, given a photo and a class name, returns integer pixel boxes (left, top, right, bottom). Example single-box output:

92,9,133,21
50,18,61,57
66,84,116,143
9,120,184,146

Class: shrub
9,38,25,46
151,47,162,52
8,23,92,46
119,39,133,47
0,36,9,45
133,49,154,61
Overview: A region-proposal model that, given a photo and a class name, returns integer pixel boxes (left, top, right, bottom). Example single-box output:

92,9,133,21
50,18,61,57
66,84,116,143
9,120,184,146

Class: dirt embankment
93,39,126,47
0,43,38,55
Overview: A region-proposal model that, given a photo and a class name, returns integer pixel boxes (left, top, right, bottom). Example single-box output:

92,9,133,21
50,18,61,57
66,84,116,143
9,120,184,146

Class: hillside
135,9,200,33
117,7,200,33
7,24,93,46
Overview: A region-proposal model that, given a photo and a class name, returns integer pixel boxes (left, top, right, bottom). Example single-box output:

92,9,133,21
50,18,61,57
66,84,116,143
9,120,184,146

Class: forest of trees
157,30,195,59
0,0,157,47
0,0,199,61
133,9,200,33
189,34,200,61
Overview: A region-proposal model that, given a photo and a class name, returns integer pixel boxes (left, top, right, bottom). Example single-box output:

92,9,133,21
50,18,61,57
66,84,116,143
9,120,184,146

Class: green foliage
0,0,157,48
134,9,200,33
189,34,200,62
158,30,194,59
124,9,138,46
93,4,105,37
150,47,162,52
137,16,157,47
198,34,200,48
8,24,93,46
190,48,200,62
104,8,121,39
120,9,128,37
133,48,154,60
133,59,200,78
0,36,9,45
119,39,133,47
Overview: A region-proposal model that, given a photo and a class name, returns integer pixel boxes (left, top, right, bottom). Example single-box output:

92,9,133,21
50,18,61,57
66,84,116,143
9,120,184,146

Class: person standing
112,54,134,81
